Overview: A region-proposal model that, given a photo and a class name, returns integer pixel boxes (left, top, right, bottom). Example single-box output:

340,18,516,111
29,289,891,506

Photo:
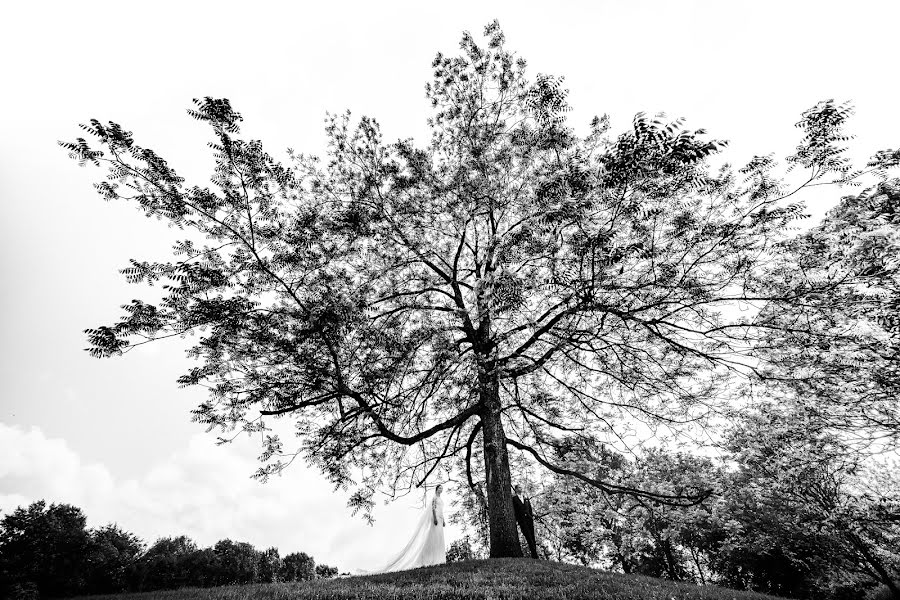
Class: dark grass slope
69,558,788,600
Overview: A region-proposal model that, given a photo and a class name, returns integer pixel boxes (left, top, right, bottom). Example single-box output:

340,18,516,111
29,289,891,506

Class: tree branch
505,437,712,506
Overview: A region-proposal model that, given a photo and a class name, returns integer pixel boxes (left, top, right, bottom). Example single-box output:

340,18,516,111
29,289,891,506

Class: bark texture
480,374,524,558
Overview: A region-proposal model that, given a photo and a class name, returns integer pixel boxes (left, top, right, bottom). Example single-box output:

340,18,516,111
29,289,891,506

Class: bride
376,484,446,572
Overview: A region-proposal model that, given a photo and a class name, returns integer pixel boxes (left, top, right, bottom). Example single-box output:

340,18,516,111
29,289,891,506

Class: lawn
67,558,789,600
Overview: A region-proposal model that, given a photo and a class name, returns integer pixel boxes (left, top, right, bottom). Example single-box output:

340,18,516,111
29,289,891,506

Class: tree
743,176,900,598
0,499,331,594
181,547,219,587
281,551,315,582
64,22,887,557
315,563,338,579
725,403,900,598
711,468,852,599
0,501,91,598
534,440,624,567
537,441,725,581
213,539,259,585
446,537,477,562
84,524,144,594
136,535,199,591
257,546,282,583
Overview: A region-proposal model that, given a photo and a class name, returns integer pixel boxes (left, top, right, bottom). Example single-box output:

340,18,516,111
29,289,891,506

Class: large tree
64,22,884,557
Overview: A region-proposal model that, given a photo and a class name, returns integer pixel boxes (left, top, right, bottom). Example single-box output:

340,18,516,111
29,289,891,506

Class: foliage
535,443,726,580
63,20,894,558
84,525,145,594
314,564,338,579
526,405,899,600
212,539,260,585
744,177,900,598
724,402,900,598
0,501,91,598
136,536,200,591
256,547,281,584
446,537,478,563
281,552,315,582
755,179,900,449
0,501,330,598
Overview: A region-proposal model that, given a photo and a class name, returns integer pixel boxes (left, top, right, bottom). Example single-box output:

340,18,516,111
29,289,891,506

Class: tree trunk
690,546,706,585
479,374,524,558
847,530,900,599
661,538,681,581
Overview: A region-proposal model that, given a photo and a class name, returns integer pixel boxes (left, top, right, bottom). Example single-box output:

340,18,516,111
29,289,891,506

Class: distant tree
213,539,259,585
136,535,198,591
0,501,91,598
257,546,281,583
281,551,315,582
315,563,338,579
181,547,219,587
0,500,331,594
65,20,894,557
84,524,144,594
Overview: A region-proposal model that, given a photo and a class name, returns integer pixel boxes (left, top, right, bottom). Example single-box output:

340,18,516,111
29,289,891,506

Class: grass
68,558,789,600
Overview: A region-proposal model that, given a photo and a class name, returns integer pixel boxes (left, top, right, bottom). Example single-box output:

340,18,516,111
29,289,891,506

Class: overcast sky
1,0,898,572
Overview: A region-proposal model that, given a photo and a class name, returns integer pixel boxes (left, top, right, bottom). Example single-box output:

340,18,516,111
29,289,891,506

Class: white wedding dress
376,493,446,572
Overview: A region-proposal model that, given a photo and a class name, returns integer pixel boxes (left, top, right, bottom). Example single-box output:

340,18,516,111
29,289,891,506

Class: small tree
446,537,477,563
315,563,338,579
64,21,887,557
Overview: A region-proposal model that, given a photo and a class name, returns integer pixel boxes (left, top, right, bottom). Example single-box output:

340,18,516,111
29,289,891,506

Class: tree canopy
757,178,900,447
63,21,897,558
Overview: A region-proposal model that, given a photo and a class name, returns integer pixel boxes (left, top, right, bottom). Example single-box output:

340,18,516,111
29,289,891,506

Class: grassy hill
70,558,788,600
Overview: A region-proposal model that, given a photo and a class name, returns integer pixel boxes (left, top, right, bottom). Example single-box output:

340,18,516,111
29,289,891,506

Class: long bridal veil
375,494,445,573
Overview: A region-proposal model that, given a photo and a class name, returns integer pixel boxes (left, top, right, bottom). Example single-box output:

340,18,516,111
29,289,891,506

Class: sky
1,0,898,572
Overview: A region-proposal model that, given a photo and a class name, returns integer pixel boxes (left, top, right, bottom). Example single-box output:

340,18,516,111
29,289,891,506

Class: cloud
0,423,461,571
